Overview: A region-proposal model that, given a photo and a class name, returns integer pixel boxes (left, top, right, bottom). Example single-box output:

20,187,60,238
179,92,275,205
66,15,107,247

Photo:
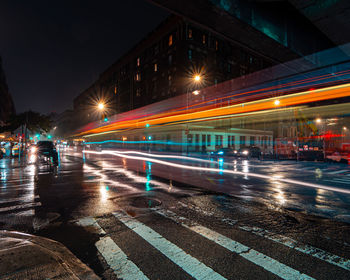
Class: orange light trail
77,82,350,137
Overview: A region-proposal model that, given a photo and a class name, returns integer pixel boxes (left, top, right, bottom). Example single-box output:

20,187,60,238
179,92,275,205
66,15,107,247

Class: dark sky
0,0,168,114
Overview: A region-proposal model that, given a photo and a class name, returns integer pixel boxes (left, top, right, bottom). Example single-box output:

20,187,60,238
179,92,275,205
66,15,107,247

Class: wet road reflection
83,149,350,223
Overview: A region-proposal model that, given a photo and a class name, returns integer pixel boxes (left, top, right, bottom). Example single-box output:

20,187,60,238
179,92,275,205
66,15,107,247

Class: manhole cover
131,197,162,209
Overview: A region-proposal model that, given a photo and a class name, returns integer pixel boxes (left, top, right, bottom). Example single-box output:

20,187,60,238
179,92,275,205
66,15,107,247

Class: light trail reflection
84,150,350,195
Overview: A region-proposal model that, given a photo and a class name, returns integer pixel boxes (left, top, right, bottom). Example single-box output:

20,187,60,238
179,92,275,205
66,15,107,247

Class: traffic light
47,135,52,139
104,117,108,122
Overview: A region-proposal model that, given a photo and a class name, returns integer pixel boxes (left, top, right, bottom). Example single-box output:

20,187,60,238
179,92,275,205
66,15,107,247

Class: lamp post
186,74,202,155
97,102,106,121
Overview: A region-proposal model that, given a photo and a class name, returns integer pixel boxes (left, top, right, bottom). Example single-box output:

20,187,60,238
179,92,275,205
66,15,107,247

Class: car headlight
30,146,37,153
218,151,224,155
242,150,249,155
234,150,237,154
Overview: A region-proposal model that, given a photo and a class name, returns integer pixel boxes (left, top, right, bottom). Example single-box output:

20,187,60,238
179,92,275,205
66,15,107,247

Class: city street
1,147,350,279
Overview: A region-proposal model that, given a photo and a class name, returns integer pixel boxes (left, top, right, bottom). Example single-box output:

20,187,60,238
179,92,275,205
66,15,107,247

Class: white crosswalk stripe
76,216,148,280
0,202,42,213
239,225,350,271
77,209,350,280
155,208,315,280
113,211,227,280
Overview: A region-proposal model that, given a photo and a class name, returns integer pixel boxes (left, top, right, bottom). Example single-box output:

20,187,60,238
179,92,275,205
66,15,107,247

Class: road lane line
155,209,314,280
0,202,41,213
113,211,227,280
239,225,350,271
96,236,149,280
77,217,148,279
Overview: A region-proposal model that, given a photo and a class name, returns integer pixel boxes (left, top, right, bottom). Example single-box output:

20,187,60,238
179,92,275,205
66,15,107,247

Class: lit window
202,34,206,44
188,29,192,39
215,40,218,51
136,73,140,81
137,57,140,67
169,35,173,46
154,63,157,72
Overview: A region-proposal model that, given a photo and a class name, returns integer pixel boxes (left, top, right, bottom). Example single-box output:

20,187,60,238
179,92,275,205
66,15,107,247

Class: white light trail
83,150,350,195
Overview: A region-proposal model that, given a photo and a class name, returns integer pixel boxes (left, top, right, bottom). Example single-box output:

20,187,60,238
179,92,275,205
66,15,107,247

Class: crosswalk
77,208,350,280
0,165,41,222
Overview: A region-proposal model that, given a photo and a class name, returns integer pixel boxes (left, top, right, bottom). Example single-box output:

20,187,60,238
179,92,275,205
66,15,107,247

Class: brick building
73,15,273,126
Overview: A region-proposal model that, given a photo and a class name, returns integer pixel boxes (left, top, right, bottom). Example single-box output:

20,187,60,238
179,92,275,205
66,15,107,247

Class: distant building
0,56,15,126
73,15,275,126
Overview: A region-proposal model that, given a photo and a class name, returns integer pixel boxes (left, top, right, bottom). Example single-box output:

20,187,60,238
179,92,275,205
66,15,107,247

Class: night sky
0,0,168,115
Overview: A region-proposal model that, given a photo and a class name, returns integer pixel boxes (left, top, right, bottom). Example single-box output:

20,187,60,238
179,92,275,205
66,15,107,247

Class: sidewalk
0,230,100,280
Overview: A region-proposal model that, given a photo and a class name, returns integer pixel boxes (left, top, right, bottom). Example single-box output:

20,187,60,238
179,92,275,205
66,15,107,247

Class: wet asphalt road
1,147,350,279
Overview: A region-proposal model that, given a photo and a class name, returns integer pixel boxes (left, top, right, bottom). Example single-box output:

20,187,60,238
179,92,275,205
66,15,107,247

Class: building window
188,134,193,146
169,34,173,46
154,63,157,72
136,73,140,81
240,136,246,148
207,135,211,146
215,40,218,51
188,49,192,60
168,75,172,86
202,34,206,44
137,57,140,67
136,88,141,97
215,135,223,147
168,55,172,65
188,29,192,39
227,63,231,73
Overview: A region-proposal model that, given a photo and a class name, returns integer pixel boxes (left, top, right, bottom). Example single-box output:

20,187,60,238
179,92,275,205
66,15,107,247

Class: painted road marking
113,211,227,280
155,209,314,280
96,236,149,280
77,217,148,279
0,202,41,213
76,217,106,235
239,225,350,271
0,195,40,204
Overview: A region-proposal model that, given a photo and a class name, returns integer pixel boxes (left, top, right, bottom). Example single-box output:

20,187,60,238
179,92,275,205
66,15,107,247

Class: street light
193,90,200,95
98,103,105,111
194,74,201,82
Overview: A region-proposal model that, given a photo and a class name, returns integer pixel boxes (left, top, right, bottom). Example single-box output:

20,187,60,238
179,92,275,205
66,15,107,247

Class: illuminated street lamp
315,118,322,124
193,90,200,96
194,74,201,82
98,103,105,111
274,99,280,106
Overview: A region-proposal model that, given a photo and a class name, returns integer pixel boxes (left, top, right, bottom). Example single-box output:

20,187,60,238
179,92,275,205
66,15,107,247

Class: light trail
83,150,350,195
78,82,350,136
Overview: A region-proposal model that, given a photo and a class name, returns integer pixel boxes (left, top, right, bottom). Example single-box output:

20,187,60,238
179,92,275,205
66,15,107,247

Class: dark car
210,147,238,157
238,146,261,159
36,141,58,165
